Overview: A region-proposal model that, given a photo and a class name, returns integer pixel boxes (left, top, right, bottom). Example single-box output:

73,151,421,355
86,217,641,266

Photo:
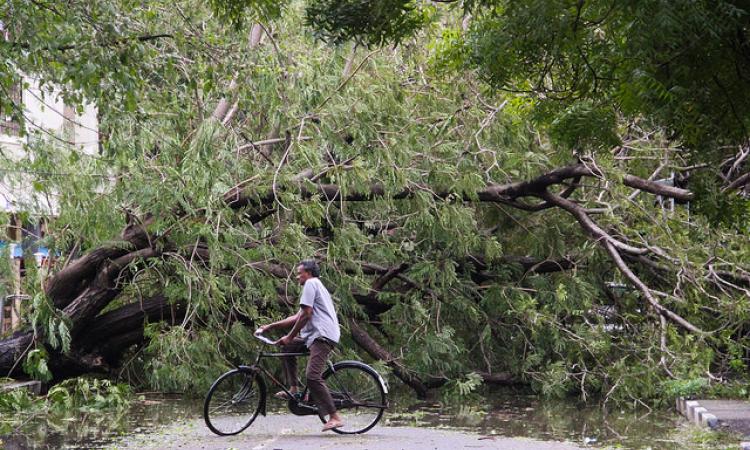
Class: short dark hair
298,259,320,277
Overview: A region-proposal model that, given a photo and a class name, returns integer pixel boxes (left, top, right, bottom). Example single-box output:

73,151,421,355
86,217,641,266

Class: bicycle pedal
293,392,311,402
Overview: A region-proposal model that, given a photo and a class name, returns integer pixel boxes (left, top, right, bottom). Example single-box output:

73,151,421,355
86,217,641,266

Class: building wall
0,76,99,159
0,76,99,212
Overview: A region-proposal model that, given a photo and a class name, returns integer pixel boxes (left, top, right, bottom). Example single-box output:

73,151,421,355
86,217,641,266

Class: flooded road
117,414,585,450
0,390,699,449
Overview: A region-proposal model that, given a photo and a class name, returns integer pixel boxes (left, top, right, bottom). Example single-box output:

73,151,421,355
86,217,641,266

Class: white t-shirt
299,277,340,347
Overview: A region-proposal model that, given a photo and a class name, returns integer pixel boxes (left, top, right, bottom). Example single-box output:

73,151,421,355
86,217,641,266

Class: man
256,260,344,432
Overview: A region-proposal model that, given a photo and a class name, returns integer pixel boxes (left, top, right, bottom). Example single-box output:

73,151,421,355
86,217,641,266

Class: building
0,74,99,333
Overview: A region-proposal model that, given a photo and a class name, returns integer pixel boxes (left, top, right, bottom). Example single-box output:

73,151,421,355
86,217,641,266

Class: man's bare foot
321,417,344,432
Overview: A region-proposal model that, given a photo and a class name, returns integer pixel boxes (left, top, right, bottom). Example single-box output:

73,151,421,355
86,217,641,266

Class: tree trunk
1,295,186,379
0,332,34,378
347,318,430,399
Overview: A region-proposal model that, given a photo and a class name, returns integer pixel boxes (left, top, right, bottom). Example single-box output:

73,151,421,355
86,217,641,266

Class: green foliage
209,0,285,27
30,293,72,354
0,377,130,420
47,378,131,411
465,0,750,154
548,101,621,151
691,172,750,232
305,0,430,46
680,427,744,449
661,377,710,400
662,376,750,403
441,372,484,405
0,387,38,413
23,349,53,383
143,323,256,395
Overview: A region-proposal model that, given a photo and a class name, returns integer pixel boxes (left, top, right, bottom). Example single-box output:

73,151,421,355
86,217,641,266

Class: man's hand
277,334,294,346
255,324,270,335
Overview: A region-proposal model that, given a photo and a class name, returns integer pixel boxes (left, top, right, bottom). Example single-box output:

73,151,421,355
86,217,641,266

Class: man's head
297,259,320,285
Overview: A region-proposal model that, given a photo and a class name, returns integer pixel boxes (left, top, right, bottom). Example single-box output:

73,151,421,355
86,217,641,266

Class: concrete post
691,407,708,424
684,400,699,422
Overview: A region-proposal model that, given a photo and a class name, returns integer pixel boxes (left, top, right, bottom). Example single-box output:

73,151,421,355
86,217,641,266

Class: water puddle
387,391,684,448
0,395,196,449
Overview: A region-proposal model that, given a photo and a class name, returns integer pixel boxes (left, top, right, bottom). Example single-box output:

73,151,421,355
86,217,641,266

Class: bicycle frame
252,349,306,396
244,347,337,415
247,333,389,413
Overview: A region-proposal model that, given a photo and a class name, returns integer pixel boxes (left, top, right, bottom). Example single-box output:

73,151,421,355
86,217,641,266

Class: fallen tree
0,159,711,397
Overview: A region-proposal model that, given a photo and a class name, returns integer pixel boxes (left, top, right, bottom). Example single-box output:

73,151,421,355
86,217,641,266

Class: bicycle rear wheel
204,368,264,435
319,361,387,434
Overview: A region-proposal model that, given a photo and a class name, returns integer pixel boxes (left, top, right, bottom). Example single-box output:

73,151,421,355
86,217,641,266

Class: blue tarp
0,242,51,258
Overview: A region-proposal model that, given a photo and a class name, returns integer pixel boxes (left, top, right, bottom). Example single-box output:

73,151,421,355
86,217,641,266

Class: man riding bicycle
256,260,345,432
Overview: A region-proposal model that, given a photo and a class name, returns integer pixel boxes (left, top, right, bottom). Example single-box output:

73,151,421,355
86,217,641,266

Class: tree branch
347,318,429,398
722,171,750,193
10,34,173,52
623,175,693,201
539,191,647,255
603,241,704,335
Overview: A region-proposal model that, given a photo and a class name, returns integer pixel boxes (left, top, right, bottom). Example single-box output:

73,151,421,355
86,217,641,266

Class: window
0,82,22,137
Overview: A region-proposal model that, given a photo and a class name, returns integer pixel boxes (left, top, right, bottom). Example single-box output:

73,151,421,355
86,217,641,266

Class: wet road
116,413,584,449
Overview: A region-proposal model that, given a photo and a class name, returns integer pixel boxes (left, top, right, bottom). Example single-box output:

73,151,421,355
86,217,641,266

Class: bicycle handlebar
254,331,277,346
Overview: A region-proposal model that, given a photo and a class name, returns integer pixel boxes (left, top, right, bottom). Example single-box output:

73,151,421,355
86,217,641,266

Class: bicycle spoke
321,364,386,434
204,369,263,436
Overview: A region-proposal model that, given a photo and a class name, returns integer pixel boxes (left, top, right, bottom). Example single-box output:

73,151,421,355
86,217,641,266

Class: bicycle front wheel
204,368,263,435
319,361,387,434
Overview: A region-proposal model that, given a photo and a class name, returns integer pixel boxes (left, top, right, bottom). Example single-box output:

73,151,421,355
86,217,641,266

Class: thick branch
11,34,173,52
211,79,239,122
63,248,162,332
0,332,34,378
489,164,600,198
623,175,693,201
722,171,750,193
225,164,601,209
227,164,693,217
78,296,185,348
476,371,519,385
45,224,152,309
347,319,429,398
539,191,647,255
371,263,409,291
540,190,703,334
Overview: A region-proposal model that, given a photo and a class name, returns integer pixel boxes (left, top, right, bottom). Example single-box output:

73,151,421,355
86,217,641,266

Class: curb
676,397,719,429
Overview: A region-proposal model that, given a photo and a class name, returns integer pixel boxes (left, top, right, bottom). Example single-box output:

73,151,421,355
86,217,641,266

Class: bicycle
203,331,389,436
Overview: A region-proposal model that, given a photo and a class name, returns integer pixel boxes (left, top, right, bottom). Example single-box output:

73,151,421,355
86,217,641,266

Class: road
115,413,585,450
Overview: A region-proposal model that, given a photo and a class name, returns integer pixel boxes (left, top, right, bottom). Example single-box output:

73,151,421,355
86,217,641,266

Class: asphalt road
116,413,585,450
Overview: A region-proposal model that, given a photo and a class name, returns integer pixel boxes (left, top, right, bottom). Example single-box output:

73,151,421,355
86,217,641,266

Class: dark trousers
281,337,337,416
